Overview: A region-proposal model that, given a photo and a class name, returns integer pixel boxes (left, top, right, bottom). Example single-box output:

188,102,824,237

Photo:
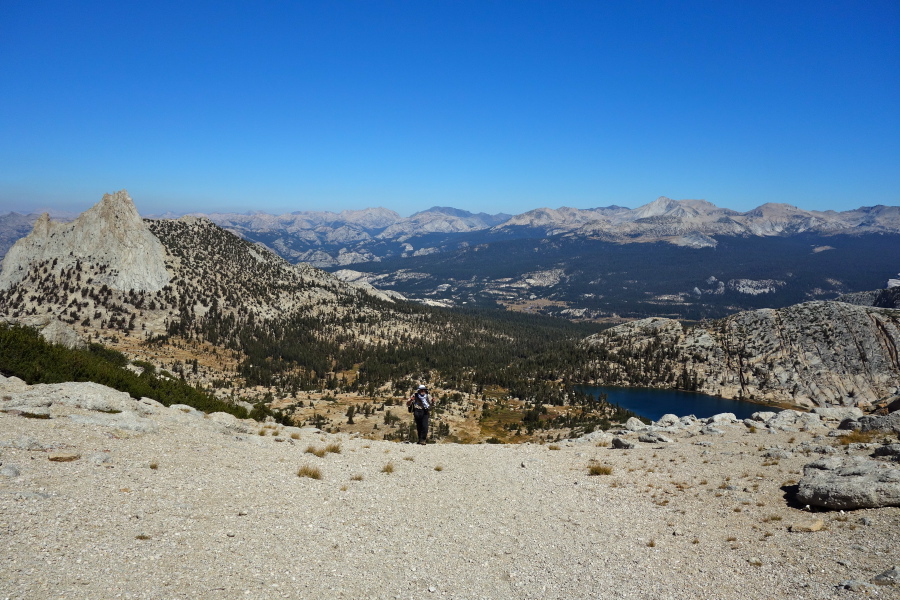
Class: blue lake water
578,385,772,422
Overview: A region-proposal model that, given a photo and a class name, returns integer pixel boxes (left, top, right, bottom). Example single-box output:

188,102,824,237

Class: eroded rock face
0,190,170,292
796,456,900,510
583,301,900,409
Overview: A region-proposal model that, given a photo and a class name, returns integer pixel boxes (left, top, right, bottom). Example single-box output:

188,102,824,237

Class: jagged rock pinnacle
0,189,171,292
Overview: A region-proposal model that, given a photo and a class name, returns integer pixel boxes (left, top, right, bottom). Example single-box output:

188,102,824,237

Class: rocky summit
0,190,171,292
1,373,899,599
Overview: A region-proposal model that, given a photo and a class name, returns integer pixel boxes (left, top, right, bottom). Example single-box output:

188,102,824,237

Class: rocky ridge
582,301,900,409
1,373,898,599
0,191,171,292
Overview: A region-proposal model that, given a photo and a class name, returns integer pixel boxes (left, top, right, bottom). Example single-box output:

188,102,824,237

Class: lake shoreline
579,384,790,422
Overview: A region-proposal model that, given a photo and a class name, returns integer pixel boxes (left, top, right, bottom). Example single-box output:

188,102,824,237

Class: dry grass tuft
434,465,444,472
588,464,613,476
382,462,395,474
305,445,326,458
350,474,364,481
548,444,560,451
297,465,322,480
325,443,341,454
838,430,882,445
290,432,300,440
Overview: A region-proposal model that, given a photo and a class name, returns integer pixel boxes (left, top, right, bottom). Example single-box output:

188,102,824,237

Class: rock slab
796,456,900,510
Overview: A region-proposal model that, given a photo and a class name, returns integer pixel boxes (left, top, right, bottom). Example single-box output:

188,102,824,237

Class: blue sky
1,0,897,217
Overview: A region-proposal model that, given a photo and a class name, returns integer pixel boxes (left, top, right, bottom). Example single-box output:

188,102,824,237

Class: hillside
582,301,900,408
2,372,899,599
0,191,623,443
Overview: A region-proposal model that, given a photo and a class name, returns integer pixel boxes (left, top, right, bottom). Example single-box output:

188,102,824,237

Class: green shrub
0,323,248,419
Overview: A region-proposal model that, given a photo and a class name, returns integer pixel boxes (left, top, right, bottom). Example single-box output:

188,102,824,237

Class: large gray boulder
763,409,824,431
857,411,900,435
653,414,681,427
810,406,864,422
639,431,674,444
611,437,635,449
706,412,737,425
796,456,900,510
624,417,648,432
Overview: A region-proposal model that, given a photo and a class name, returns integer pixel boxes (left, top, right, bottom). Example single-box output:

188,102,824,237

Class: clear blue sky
1,0,897,216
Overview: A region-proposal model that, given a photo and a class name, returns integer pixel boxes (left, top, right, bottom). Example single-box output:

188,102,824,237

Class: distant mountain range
3,196,900,320
178,197,900,268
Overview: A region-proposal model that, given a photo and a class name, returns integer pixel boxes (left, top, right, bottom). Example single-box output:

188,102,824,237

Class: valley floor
1,376,898,599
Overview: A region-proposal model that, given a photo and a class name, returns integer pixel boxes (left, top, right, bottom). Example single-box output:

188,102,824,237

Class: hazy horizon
3,193,899,222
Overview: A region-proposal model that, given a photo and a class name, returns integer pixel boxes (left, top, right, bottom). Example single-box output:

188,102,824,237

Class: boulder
793,442,837,455
796,456,900,510
706,412,737,425
638,432,674,444
857,411,900,435
763,449,793,459
208,411,250,434
611,437,635,449
795,412,825,430
624,417,648,432
872,444,900,458
811,406,864,421
653,414,680,427
838,417,861,431
872,565,900,586
768,410,804,430
788,519,824,533
575,431,613,445
886,395,900,413
750,411,777,423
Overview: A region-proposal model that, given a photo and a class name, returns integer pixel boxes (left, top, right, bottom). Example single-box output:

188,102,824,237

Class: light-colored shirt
413,392,431,409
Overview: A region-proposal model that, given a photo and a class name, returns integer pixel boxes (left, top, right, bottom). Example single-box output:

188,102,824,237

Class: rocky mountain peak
0,189,171,292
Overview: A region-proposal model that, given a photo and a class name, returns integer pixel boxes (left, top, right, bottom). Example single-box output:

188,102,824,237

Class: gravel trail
1,379,898,599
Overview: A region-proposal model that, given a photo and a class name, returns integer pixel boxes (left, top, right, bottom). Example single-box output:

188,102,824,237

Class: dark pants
413,408,430,443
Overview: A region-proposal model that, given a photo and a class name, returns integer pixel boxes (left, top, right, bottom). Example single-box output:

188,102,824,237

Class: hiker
406,384,433,445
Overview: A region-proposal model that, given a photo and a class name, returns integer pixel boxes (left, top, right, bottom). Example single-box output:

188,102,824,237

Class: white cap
417,385,427,390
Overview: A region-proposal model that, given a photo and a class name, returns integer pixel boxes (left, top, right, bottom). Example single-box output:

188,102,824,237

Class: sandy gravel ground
1,380,898,599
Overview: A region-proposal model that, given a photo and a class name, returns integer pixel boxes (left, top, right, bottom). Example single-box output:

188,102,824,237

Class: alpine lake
578,385,778,422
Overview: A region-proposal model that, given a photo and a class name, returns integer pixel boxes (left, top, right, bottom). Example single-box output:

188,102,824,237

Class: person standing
406,384,433,445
